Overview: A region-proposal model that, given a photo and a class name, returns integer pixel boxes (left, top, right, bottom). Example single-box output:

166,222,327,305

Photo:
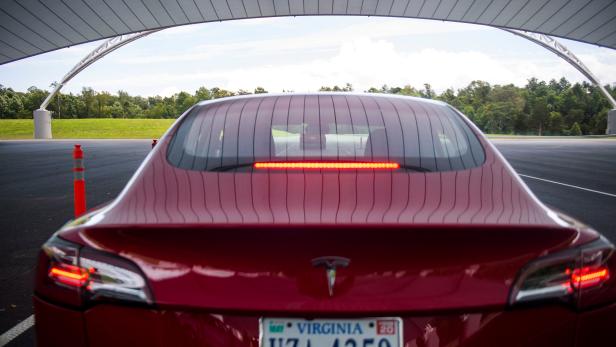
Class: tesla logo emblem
311,256,350,297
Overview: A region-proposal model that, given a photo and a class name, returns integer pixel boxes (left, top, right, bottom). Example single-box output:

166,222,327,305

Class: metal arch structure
39,29,160,110
503,28,616,109
33,29,160,139
503,29,616,135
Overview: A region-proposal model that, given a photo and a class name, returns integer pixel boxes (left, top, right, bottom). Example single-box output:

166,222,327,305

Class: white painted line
520,174,616,198
0,315,34,347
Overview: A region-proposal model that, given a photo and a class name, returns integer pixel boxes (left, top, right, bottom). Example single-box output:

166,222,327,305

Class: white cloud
114,18,490,65
207,39,509,92
116,51,215,64
85,36,616,96
577,50,616,83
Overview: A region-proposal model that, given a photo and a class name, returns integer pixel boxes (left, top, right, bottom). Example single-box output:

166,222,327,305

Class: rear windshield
167,94,485,172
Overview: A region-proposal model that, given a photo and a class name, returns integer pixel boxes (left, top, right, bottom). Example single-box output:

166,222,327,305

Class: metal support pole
502,29,616,135
34,29,160,139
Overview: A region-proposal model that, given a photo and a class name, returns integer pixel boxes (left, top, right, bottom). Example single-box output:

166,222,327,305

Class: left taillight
509,236,616,309
35,235,152,308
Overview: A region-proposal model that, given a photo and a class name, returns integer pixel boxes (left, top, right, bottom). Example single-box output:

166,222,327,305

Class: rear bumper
34,296,616,347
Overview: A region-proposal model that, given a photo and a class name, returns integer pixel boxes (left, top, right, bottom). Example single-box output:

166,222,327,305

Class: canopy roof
1,0,615,65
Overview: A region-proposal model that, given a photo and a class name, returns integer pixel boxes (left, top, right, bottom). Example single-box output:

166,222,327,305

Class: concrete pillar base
34,109,52,139
607,109,616,135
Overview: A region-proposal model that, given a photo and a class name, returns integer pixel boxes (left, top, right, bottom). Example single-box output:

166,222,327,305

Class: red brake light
510,236,616,309
48,264,90,288
35,235,152,307
253,161,401,170
572,267,609,289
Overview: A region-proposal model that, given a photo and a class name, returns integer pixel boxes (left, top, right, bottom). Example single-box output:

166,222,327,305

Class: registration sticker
260,318,402,347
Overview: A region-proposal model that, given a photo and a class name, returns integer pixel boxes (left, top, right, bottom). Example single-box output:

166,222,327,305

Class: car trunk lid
69,224,578,313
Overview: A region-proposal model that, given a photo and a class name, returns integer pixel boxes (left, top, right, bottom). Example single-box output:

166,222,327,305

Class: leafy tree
175,91,196,114
396,85,420,97
320,83,353,92
5,93,24,118
24,87,48,113
95,92,111,117
482,102,518,134
0,79,613,135
81,87,96,117
547,111,563,135
0,94,8,118
437,88,457,106
458,80,491,110
195,87,213,101
530,96,549,135
106,101,124,118
58,93,85,118
125,102,144,118
419,83,435,99
210,87,235,99
569,122,582,136
589,109,608,135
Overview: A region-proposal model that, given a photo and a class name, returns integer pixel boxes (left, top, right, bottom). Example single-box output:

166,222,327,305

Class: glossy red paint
79,134,558,226
33,299,616,347
33,297,86,346
59,225,578,313
33,94,614,346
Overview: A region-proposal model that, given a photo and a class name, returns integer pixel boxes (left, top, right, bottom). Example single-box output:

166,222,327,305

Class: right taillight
35,234,152,308
510,236,615,309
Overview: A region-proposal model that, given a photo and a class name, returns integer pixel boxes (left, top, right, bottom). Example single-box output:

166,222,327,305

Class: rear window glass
167,94,485,172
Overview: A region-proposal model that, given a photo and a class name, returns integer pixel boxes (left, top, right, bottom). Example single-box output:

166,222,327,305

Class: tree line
1,77,614,135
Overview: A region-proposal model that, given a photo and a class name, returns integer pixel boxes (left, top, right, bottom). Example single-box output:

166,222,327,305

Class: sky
1,16,615,97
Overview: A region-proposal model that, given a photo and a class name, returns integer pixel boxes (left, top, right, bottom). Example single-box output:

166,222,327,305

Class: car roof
195,92,449,108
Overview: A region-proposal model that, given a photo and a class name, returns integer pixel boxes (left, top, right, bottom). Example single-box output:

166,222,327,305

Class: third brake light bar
253,162,401,170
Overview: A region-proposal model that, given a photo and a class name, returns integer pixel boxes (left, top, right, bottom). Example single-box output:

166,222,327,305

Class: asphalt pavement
0,138,615,346
493,139,616,239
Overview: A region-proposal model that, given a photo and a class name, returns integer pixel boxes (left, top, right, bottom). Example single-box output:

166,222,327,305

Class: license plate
260,318,402,347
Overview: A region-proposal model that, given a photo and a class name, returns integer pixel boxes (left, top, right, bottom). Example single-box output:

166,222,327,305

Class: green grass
271,129,296,137
0,119,175,139
1,119,613,140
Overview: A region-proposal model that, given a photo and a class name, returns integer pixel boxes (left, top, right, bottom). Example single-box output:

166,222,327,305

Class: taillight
253,161,401,170
48,263,91,287
80,247,151,304
510,236,615,309
35,235,152,308
571,267,609,289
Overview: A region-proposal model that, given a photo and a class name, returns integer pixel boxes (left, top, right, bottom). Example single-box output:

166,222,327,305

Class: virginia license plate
260,318,402,347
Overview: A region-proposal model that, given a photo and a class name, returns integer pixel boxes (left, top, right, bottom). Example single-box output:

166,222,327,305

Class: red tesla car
34,93,615,346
